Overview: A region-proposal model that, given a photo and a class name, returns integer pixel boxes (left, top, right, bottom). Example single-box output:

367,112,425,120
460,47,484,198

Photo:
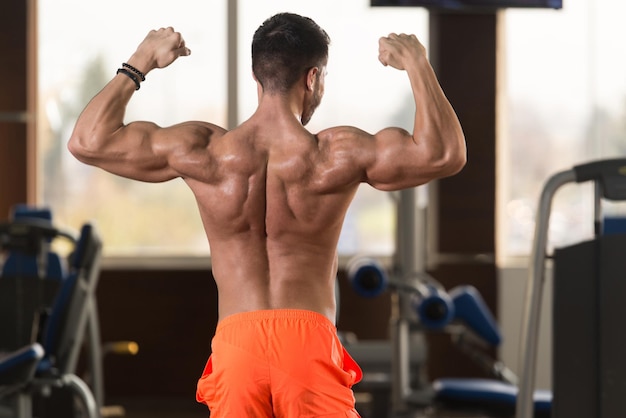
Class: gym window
498,0,626,264
40,0,626,265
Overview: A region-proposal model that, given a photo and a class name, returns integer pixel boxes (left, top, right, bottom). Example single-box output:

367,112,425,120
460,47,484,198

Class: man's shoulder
315,125,372,144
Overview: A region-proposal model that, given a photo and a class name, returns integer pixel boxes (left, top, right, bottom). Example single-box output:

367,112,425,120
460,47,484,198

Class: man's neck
256,86,306,125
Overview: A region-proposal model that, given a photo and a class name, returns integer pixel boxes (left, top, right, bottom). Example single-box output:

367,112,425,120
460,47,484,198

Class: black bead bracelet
116,68,141,90
122,62,146,81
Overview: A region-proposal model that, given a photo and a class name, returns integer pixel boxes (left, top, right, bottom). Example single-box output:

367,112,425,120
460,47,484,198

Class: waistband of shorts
216,309,335,333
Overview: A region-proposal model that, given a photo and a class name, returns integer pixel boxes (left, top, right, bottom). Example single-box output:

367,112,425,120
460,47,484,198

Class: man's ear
306,67,319,92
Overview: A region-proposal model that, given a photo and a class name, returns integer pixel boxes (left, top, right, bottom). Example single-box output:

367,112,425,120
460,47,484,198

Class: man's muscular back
184,114,362,323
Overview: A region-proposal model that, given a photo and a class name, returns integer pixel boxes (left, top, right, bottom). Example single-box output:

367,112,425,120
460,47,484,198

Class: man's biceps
375,126,412,141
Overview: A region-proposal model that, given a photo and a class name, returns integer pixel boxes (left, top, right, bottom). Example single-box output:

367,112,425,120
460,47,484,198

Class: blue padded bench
0,343,45,396
433,378,551,418
431,286,552,417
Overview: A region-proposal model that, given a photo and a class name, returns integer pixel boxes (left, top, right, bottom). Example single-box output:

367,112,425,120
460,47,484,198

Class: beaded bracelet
116,68,141,90
122,62,146,81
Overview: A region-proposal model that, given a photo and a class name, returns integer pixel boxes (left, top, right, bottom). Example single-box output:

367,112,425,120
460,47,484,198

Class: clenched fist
129,27,191,75
378,33,426,71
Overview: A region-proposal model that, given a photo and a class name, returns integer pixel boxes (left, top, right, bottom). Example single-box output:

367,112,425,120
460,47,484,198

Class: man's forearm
407,56,466,175
68,73,137,160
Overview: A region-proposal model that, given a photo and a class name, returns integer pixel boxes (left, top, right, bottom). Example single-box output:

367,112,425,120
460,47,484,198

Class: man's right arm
67,28,224,183
360,33,466,191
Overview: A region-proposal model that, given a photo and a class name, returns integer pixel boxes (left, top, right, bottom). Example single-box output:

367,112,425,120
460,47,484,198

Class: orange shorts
196,309,363,417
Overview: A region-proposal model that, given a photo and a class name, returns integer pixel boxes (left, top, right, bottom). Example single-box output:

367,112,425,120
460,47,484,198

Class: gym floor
105,397,207,418
105,396,491,418
106,396,388,418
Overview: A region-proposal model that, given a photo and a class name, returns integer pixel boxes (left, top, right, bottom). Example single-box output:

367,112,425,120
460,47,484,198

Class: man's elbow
442,131,467,175
67,132,96,164
446,147,467,176
67,134,83,158
428,142,466,179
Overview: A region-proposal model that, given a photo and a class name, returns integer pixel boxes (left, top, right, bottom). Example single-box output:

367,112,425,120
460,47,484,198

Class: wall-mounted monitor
371,0,562,10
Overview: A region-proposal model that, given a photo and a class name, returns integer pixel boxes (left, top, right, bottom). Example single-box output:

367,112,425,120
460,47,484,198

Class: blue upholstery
0,343,44,396
347,257,388,298
37,271,78,375
2,253,64,281
11,205,53,222
434,378,551,417
414,286,455,329
0,343,44,386
2,205,65,281
604,216,626,235
450,285,502,346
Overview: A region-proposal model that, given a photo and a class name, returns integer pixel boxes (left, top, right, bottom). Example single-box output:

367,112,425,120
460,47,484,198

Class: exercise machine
0,206,104,417
346,184,551,417
348,255,553,418
517,158,626,418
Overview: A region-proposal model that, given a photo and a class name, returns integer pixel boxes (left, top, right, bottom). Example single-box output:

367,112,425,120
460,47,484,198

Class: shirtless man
68,12,465,418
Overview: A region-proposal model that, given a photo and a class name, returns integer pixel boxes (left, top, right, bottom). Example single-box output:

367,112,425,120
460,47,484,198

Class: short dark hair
252,13,330,94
